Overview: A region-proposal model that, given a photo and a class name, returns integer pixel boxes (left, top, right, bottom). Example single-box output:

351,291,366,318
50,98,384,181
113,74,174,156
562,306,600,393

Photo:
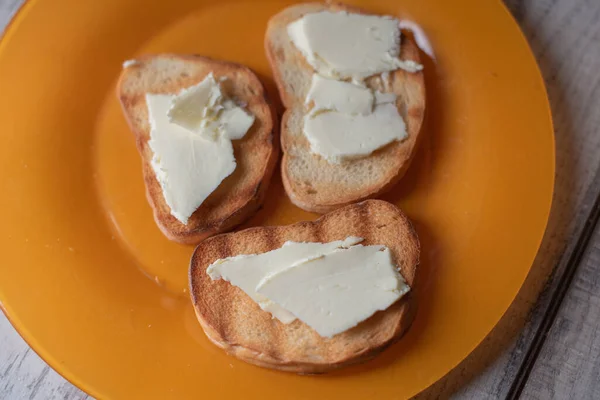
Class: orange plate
0,0,553,398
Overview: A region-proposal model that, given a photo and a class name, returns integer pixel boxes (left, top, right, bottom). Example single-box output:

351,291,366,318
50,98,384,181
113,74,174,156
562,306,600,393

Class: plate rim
0,0,556,398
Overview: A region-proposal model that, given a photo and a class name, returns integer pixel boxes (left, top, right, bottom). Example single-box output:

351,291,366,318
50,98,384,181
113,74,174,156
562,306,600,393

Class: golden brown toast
189,200,419,373
117,55,278,244
265,2,426,214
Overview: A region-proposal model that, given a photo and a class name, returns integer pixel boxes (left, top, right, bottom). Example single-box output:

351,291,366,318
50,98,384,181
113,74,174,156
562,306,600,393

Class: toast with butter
118,55,278,244
189,200,419,373
266,2,426,213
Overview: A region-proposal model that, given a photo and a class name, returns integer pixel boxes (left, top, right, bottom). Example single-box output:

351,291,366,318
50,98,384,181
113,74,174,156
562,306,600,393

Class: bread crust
189,200,420,373
265,3,426,213
117,55,279,244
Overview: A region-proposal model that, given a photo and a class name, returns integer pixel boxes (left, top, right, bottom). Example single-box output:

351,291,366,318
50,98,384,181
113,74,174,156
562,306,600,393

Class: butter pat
303,73,403,163
306,74,373,115
166,74,222,133
206,237,410,338
207,237,364,323
374,91,397,105
288,11,422,81
145,73,255,224
217,103,255,140
304,103,406,163
122,59,139,68
147,94,236,224
256,245,409,338
399,20,435,59
167,73,255,140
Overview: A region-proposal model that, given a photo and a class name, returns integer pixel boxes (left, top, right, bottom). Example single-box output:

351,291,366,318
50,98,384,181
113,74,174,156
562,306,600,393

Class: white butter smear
207,237,363,323
167,73,255,140
146,95,236,224
145,73,255,224
256,245,409,338
306,75,374,115
304,103,407,164
207,237,410,338
302,73,406,163
287,11,423,164
122,59,139,68
288,11,423,81
399,20,435,59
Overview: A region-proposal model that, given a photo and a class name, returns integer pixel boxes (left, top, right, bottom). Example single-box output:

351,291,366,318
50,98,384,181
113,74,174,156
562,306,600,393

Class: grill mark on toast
262,227,277,251
312,219,324,242
214,235,233,262
355,201,371,240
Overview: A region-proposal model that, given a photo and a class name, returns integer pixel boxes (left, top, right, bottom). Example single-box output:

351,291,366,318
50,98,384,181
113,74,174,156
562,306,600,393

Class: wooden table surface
1,0,599,398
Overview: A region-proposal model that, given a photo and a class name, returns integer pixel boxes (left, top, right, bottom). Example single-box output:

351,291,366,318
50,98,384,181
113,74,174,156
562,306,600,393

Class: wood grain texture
1,0,600,399
521,217,600,399
0,0,18,29
0,317,90,400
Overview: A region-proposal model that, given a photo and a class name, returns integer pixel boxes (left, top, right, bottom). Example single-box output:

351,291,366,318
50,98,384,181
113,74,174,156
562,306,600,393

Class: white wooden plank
0,0,19,30
447,174,600,400
520,222,600,399
0,317,90,400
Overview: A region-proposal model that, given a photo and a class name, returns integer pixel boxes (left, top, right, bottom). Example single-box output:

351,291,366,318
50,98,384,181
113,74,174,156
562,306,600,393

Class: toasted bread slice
265,3,426,214
189,200,419,373
117,55,278,244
